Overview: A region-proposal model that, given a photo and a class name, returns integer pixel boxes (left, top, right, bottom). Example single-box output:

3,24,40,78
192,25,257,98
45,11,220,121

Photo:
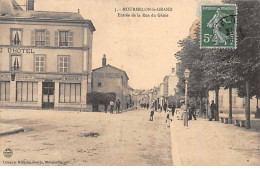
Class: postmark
201,5,237,49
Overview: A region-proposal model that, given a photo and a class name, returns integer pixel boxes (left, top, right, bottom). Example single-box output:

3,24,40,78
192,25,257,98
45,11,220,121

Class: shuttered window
55,30,73,47
31,29,50,47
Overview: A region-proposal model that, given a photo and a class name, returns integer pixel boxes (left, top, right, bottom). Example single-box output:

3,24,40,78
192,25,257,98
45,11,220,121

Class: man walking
110,100,114,114
171,103,176,116
149,105,155,121
116,99,121,114
210,100,217,121
163,103,167,113
189,101,197,120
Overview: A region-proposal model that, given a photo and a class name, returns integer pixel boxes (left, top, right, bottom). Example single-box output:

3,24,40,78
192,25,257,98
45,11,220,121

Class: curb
0,128,24,136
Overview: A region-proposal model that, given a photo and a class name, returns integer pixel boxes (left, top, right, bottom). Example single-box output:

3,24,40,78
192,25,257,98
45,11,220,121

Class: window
98,83,102,87
10,28,22,45
16,82,38,102
0,82,10,101
35,30,45,46
59,83,81,103
55,30,73,47
59,31,69,46
35,55,45,72
58,55,69,73
11,55,21,71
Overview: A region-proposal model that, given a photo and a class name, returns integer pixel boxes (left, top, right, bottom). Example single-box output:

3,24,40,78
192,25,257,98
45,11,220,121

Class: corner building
0,0,95,110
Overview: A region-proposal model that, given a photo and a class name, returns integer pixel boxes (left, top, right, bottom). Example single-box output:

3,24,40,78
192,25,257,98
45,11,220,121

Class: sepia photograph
0,0,259,166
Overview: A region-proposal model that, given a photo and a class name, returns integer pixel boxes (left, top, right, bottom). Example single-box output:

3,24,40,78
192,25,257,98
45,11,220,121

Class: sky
16,0,221,90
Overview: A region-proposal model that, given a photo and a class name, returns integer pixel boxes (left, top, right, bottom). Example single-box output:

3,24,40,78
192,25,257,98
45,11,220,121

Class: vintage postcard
0,0,259,166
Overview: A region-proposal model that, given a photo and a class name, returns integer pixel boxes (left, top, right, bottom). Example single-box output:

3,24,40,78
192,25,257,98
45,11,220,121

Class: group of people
148,102,176,128
109,99,121,114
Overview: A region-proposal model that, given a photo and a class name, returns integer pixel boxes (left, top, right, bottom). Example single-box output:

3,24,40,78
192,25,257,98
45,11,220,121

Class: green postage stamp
201,5,237,49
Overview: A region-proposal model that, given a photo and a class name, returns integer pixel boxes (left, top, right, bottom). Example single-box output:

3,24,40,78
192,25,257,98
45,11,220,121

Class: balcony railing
59,42,69,47
35,41,46,46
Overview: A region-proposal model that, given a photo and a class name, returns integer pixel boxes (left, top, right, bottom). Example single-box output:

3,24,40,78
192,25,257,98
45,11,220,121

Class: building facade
208,87,258,114
0,0,95,110
91,56,130,110
163,68,178,104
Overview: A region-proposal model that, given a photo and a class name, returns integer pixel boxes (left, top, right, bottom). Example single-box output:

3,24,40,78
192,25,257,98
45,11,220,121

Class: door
42,82,55,109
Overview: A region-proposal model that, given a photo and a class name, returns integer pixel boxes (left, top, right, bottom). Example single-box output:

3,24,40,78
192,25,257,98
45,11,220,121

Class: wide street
0,108,172,166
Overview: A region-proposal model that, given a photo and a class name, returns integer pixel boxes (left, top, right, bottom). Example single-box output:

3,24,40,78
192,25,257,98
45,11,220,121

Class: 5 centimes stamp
201,5,237,49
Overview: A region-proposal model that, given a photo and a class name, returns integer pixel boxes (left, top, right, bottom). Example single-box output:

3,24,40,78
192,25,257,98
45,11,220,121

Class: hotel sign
0,48,35,54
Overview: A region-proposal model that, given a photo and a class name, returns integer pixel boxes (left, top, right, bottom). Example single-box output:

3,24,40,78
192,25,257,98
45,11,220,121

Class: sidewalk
0,123,24,136
170,116,260,166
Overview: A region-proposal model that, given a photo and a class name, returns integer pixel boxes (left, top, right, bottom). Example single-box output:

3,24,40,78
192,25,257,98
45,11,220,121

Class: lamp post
184,69,190,109
184,69,190,126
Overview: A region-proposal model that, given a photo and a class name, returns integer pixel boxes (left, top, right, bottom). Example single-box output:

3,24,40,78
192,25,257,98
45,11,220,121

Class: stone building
91,55,130,110
208,87,258,114
0,0,95,110
163,68,178,105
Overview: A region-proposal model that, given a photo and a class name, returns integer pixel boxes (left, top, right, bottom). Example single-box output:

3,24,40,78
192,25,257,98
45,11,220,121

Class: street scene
0,0,260,166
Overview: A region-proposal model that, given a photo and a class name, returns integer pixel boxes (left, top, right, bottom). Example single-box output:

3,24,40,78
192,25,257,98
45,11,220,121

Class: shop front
0,72,88,111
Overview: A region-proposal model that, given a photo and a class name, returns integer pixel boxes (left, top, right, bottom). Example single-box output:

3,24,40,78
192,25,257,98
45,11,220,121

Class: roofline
92,64,129,80
0,17,96,32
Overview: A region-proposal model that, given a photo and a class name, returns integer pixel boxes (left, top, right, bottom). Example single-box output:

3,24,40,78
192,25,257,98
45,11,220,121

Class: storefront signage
0,73,10,81
63,76,81,82
16,74,35,81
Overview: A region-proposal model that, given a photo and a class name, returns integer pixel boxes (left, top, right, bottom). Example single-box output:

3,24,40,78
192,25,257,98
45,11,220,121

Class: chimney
26,0,34,11
172,68,175,74
102,54,107,67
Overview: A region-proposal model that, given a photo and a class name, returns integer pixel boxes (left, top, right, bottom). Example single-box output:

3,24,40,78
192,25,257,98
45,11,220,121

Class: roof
92,64,129,80
0,0,95,32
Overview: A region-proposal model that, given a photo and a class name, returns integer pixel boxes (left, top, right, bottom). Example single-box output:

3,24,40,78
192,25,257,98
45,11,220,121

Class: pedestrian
163,103,167,113
110,100,114,114
146,103,149,110
149,105,155,121
189,101,197,120
210,100,217,121
116,99,121,114
165,108,172,127
171,103,176,116
180,100,188,126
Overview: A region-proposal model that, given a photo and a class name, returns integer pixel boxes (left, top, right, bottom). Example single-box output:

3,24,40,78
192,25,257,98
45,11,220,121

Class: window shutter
68,31,74,47
45,30,50,46
55,31,59,47
31,30,36,46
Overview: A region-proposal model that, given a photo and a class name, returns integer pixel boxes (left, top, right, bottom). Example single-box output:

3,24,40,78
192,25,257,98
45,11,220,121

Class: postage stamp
201,5,237,49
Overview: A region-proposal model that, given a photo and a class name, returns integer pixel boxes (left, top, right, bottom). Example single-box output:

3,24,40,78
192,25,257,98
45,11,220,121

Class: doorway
42,82,55,109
